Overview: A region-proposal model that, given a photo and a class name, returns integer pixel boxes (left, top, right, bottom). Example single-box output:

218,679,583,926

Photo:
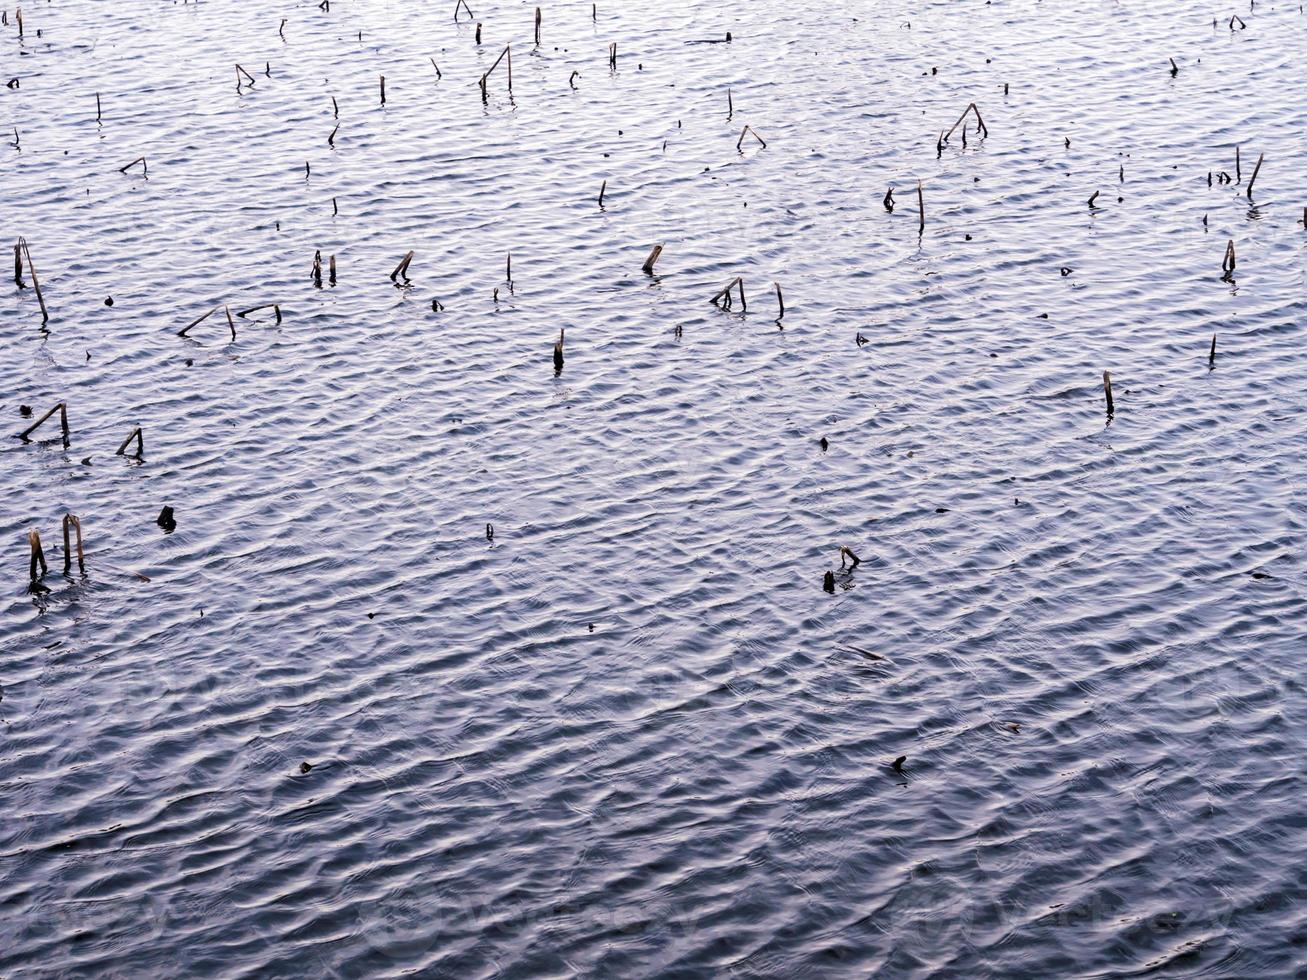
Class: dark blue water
3,0,1307,975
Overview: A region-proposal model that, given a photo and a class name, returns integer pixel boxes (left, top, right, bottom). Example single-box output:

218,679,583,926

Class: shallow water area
2,0,1307,976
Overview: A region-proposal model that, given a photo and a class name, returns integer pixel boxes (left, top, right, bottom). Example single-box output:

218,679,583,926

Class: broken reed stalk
1103,370,1115,417
1209,334,1217,367
534,7,541,46
18,402,69,442
225,305,236,341
1088,190,1100,208
329,255,337,285
839,546,861,568
1236,145,1242,183
62,514,85,575
28,530,47,581
598,179,607,207
179,306,216,336
774,281,784,318
1169,57,1179,77
96,92,101,123
236,303,283,322
642,243,663,275
736,125,766,150
943,102,988,142
313,249,323,287
609,43,617,69
1246,152,1264,199
454,0,474,21
380,75,386,105
115,426,144,458
13,241,22,287
18,238,48,323
917,181,925,234
553,328,565,373
883,187,895,212
710,277,747,311
390,250,415,282
479,45,512,96
1223,239,1237,277
118,156,147,174
430,58,442,79
235,64,257,89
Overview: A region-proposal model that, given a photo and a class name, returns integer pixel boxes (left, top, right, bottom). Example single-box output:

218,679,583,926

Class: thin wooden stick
479,45,512,95
840,546,861,568
883,187,895,212
1236,145,1241,183
225,305,236,341
736,125,767,150
553,328,564,373
179,306,216,337
1103,371,1115,416
1223,239,1237,276
118,156,147,174
235,64,257,88
237,303,283,322
534,7,541,45
62,514,85,574
18,402,68,441
329,255,336,285
454,0,474,21
430,58,442,79
775,282,784,318
1246,152,1264,199
312,250,323,287
390,250,415,281
642,244,663,275
943,102,987,142
609,42,617,69
917,181,925,234
13,241,23,287
29,530,47,581
1209,334,1217,367
19,239,48,323
598,179,607,208
115,426,144,458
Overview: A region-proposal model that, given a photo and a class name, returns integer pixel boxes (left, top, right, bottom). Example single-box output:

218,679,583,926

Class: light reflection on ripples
3,0,1307,975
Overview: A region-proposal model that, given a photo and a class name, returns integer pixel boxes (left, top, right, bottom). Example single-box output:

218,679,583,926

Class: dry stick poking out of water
1222,238,1237,279
1169,57,1179,76
380,75,386,106
917,181,925,234
62,514,85,575
117,156,147,175
710,277,746,311
390,250,415,282
774,281,784,318
840,546,861,568
1088,190,1100,208
943,102,988,143
237,303,283,322
883,187,895,212
535,7,541,46
475,22,482,44
569,70,580,89
235,64,257,91
19,238,48,323
224,305,236,341
553,329,565,374
609,42,617,69
642,243,663,274
1209,334,1217,367
1246,152,1264,199
28,530,47,582
115,426,144,459
312,250,323,287
479,45,512,98
430,58,442,80
13,241,23,287
96,92,102,123
598,179,606,208
179,306,217,337
329,255,336,285
727,88,733,119
454,0,474,22
737,125,766,150
1230,13,1246,30
17,402,69,442
328,123,338,146
1102,371,1115,417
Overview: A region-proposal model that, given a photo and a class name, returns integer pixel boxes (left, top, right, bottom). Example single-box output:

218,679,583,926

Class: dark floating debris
62,514,86,575
642,243,663,275
819,437,829,452
157,506,177,533
839,546,861,568
486,523,494,541
710,276,747,311
115,426,144,460
17,401,69,443
553,328,565,374
1102,370,1115,418
299,762,314,774
822,570,836,594
891,755,906,774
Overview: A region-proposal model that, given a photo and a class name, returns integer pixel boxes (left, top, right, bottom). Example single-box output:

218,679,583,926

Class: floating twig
642,243,663,275
237,303,283,322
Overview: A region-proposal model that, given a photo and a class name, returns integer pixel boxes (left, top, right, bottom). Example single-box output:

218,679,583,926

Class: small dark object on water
1169,57,1179,76
840,546,861,568
19,405,32,418
855,333,868,347
589,623,595,632
300,762,314,773
822,571,836,594
486,523,494,541
935,507,949,513
819,437,829,451
1103,370,1115,417
1251,571,1272,580
1209,334,1217,367
674,325,683,339
1088,190,1100,208
432,298,444,312
553,329,565,374
105,296,114,307
883,187,895,212
1060,267,1072,276
157,506,176,533
891,756,906,774
1006,722,1022,733
81,457,92,466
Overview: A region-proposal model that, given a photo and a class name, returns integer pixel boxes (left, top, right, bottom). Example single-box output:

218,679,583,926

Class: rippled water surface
3,0,1307,975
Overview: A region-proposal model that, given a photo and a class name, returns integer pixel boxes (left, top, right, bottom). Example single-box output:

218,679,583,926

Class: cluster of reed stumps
6,2,1297,594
